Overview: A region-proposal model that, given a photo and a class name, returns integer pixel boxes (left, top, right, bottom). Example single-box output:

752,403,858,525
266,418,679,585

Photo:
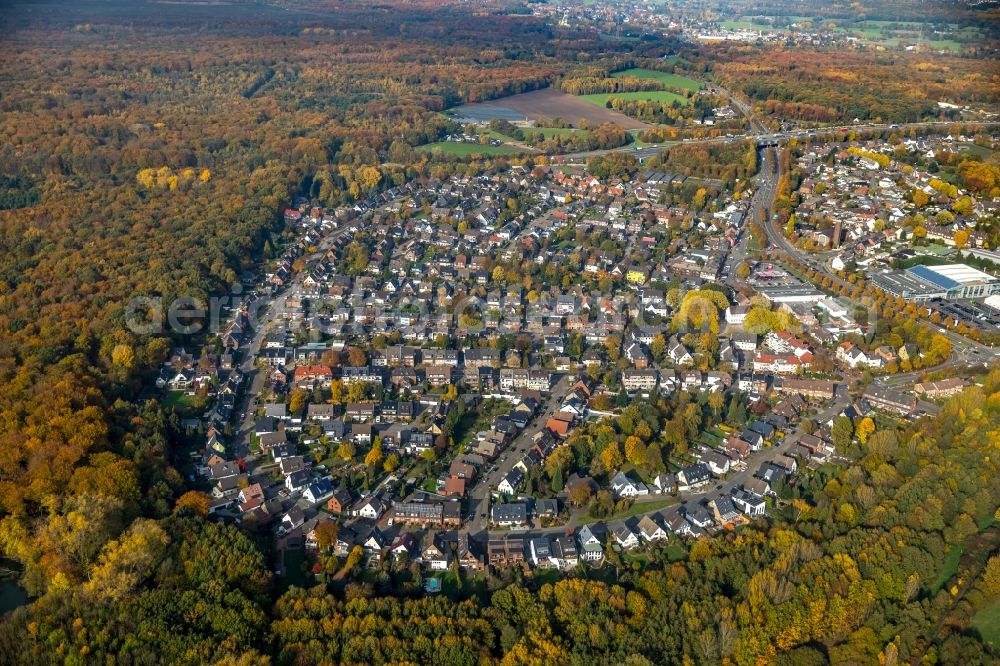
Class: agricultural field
456,88,651,129
580,90,691,107
415,141,522,156
611,68,703,92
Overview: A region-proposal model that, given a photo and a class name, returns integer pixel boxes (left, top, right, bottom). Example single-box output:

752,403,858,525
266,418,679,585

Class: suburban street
559,120,997,163
205,78,992,565
231,224,355,460
466,374,572,532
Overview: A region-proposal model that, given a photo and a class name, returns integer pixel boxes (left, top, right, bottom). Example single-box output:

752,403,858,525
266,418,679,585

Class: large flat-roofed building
872,264,1000,301
756,284,826,304
870,270,945,300
908,264,1000,299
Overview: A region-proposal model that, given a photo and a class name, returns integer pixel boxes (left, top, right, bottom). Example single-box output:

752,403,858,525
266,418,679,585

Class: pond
0,559,29,615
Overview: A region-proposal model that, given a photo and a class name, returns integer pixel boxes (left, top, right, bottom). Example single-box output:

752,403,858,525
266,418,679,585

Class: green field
611,68,703,92
958,142,994,160
664,542,687,562
416,141,521,156
162,390,204,415
529,127,585,137
721,20,764,31
479,129,521,143
582,497,677,525
972,599,1000,647
718,15,966,52
580,90,690,107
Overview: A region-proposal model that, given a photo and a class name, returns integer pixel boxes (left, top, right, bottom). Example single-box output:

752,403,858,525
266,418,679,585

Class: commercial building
872,264,1000,301
870,270,945,300
909,264,1000,299
756,284,826,304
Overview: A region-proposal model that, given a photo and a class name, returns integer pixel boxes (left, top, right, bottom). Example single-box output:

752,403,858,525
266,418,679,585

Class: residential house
491,502,528,527
609,521,640,550
421,533,450,571
303,478,334,504
498,468,525,496
353,496,387,521
610,471,649,498
326,489,353,514
677,463,711,491
637,515,669,542
701,449,731,476
576,524,604,561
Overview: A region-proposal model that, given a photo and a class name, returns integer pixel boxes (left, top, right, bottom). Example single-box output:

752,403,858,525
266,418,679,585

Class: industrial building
756,284,826,304
871,263,1000,301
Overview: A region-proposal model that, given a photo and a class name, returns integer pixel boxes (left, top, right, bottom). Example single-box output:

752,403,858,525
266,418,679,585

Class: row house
500,369,552,393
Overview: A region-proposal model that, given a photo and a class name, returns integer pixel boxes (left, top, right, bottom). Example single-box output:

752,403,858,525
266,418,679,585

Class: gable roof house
667,336,694,366
421,533,451,571
576,524,604,561
497,468,525,496
677,463,711,491
353,496,387,521
701,449,731,476
491,502,528,527
609,521,640,550
731,488,767,517
637,515,669,542
610,471,649,498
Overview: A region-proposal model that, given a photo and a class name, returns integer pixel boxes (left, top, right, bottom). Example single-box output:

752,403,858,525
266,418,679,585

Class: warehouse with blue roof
871,263,1000,301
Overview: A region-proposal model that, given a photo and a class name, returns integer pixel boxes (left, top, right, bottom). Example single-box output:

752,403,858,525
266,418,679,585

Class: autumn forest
0,0,999,664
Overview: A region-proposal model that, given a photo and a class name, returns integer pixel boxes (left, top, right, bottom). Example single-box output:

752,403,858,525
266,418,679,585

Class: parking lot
928,298,1000,334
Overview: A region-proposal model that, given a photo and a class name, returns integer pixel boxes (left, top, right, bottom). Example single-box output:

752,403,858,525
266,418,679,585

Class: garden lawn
582,497,677,525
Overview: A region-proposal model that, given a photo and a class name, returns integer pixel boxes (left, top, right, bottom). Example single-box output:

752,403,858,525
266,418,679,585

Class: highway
713,93,1000,373
557,119,997,163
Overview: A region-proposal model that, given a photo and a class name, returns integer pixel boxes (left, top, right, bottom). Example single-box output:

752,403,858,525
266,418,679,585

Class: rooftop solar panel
908,265,960,290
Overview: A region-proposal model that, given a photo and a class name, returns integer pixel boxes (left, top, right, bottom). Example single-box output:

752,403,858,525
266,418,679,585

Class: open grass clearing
581,497,677,525
611,68,703,92
972,599,1000,647
455,88,651,129
928,544,963,594
580,90,691,107
528,126,586,137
